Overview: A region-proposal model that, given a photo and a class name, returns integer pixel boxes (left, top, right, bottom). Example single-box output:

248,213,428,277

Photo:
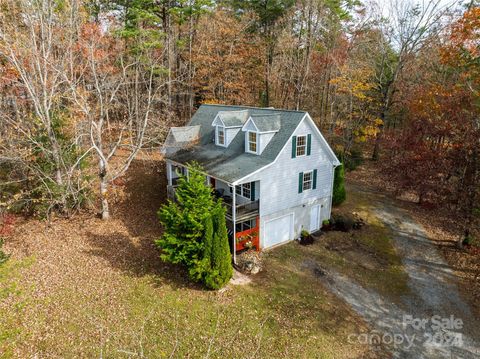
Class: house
162,104,340,262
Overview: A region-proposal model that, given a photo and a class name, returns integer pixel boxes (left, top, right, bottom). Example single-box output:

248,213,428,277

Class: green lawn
313,186,410,301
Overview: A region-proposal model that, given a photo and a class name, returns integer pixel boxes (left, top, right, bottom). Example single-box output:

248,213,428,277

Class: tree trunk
99,160,109,220
47,126,64,186
100,178,109,220
372,133,381,161
372,93,389,161
264,34,274,107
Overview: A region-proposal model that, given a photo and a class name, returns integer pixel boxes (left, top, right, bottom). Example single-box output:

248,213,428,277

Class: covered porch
166,161,261,259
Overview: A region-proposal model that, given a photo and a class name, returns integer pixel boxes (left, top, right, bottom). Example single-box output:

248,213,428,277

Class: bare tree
0,0,90,215
370,0,453,160
66,24,168,219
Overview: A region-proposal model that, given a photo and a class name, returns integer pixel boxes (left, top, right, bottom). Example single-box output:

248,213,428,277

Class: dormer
242,114,281,155
212,110,249,147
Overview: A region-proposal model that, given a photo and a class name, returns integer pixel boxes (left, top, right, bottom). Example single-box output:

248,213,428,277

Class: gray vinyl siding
243,131,276,155
238,117,334,241
241,118,333,213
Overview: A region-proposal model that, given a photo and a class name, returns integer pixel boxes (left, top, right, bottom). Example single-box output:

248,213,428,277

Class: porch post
232,185,237,264
167,162,172,186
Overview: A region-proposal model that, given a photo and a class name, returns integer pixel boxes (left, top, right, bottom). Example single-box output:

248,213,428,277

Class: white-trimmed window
296,135,307,156
217,126,225,145
302,171,313,191
236,182,251,199
248,131,257,153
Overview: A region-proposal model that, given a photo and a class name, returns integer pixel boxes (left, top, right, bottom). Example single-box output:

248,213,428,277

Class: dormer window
217,126,225,146
212,110,249,147
242,114,281,155
248,131,257,153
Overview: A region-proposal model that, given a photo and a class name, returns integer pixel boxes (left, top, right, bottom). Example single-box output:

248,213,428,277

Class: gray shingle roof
169,125,200,143
217,110,249,127
161,125,200,156
250,114,281,132
165,104,307,183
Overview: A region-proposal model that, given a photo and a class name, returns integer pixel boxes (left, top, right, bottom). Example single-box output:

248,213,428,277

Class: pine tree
156,162,232,289
189,214,214,282
332,164,346,206
203,214,213,267
156,162,214,270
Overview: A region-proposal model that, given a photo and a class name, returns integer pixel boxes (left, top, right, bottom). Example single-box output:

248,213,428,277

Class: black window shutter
307,134,312,155
251,181,256,201
292,136,297,158
313,169,317,189
298,172,303,193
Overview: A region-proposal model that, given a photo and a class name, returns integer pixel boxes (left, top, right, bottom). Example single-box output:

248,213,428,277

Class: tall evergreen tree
156,162,215,268
205,203,233,290
332,164,346,206
229,0,295,106
190,213,214,282
157,162,232,289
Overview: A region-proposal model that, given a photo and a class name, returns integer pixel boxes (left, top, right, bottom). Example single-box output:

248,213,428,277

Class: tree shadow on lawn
85,155,203,290
85,230,202,290
114,156,166,238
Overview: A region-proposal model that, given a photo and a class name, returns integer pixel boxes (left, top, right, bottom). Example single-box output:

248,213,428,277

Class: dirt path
321,189,480,358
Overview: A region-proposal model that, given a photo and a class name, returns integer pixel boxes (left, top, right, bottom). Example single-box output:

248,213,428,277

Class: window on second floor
302,171,312,190
217,126,225,146
292,134,311,158
248,131,257,153
236,182,251,199
298,169,317,193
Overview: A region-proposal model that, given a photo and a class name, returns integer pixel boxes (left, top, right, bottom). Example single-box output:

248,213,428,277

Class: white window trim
216,125,226,147
247,131,258,154
302,170,313,191
235,182,252,199
296,134,307,157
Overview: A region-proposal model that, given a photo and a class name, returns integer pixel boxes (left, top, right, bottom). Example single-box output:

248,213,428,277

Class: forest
0,0,479,237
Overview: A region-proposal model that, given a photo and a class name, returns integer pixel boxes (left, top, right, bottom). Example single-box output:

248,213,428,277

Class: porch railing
224,199,259,221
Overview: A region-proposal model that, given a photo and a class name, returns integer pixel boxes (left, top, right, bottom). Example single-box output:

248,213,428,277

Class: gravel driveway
320,191,480,358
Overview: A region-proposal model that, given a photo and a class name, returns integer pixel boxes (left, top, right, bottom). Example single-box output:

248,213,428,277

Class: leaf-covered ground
1,155,388,358
348,161,480,319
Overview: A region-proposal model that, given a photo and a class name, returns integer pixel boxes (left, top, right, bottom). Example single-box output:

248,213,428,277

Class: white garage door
264,214,294,248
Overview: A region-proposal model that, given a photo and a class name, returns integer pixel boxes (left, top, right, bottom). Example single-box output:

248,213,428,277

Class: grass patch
311,187,409,301
1,252,374,358
0,257,35,358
